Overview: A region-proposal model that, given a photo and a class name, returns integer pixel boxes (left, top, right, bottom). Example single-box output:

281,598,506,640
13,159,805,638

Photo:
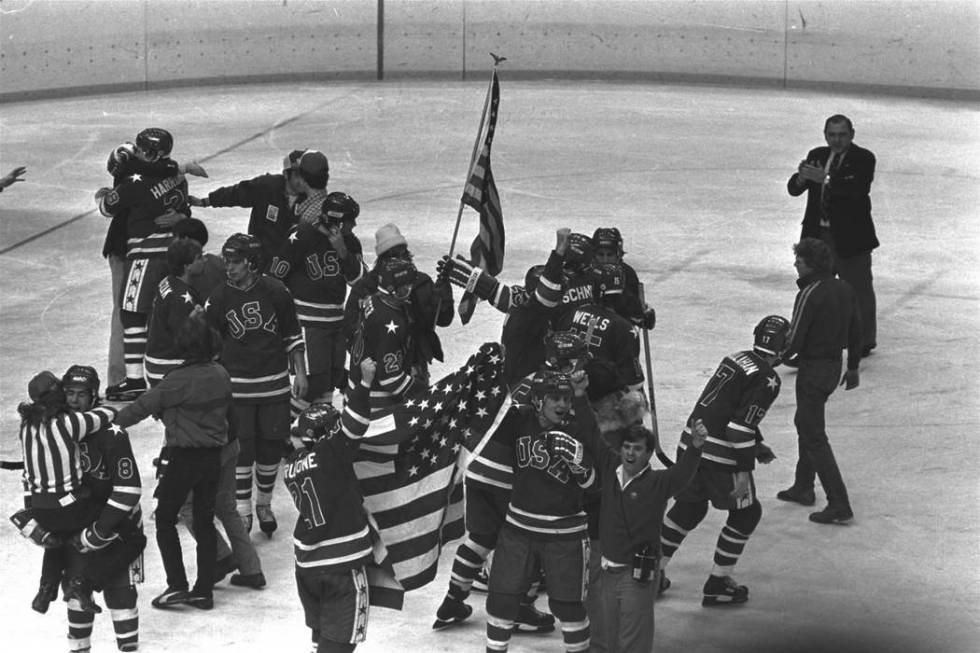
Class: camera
631,545,658,583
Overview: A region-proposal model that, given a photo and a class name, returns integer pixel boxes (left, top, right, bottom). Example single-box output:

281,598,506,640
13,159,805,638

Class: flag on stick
458,70,504,323
353,342,511,604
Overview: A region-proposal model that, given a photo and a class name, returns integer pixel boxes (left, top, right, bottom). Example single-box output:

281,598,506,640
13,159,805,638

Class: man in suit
788,114,878,358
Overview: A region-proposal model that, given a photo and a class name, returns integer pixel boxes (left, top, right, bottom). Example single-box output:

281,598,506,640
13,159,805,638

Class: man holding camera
591,420,706,653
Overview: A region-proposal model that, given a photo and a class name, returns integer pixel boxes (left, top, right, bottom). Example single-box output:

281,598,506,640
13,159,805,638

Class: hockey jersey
80,424,143,539
464,379,533,492
268,225,364,329
500,396,600,540
205,275,304,403
99,170,189,259
556,302,643,398
676,350,781,472
282,381,373,573
145,275,203,386
348,293,415,406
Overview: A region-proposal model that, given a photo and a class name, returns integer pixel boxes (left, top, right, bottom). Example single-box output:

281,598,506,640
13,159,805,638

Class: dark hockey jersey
676,349,781,472
145,275,203,385
348,293,415,405
557,302,643,397
464,379,533,492
268,225,364,329
500,396,600,540
282,380,373,573
80,424,143,539
205,275,304,403
99,170,189,259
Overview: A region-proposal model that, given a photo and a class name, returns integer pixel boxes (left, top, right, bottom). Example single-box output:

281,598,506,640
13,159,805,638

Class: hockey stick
637,282,674,468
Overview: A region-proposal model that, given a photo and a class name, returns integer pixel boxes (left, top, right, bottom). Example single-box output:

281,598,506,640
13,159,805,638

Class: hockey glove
755,442,776,464
9,509,63,548
71,524,118,553
436,255,501,303
641,307,656,330
546,431,585,467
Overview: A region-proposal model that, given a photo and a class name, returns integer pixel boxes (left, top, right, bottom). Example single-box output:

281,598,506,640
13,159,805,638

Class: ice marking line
880,270,946,317
0,94,353,256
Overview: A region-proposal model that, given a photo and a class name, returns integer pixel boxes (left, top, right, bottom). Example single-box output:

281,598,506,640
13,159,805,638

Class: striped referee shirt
20,407,116,506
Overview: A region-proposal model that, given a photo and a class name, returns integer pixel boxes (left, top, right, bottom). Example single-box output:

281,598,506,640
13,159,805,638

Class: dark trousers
155,446,221,596
793,359,850,508
819,228,877,350
34,498,104,583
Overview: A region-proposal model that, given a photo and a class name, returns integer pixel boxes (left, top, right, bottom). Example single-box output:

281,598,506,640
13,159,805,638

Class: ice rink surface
0,79,978,652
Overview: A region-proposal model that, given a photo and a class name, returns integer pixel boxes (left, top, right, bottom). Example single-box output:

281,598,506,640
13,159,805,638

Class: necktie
820,153,838,225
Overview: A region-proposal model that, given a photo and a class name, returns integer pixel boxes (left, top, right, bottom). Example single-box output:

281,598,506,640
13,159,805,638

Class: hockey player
143,238,206,385
347,257,419,408
171,217,226,298
205,233,307,535
536,231,597,324
96,128,193,401
60,366,146,652
283,356,376,653
432,332,589,635
268,191,365,417
659,315,788,606
591,227,656,330
344,223,454,387
556,262,643,402
189,149,329,268
484,368,599,653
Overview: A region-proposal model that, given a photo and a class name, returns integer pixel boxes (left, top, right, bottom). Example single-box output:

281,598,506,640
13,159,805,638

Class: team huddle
12,119,868,653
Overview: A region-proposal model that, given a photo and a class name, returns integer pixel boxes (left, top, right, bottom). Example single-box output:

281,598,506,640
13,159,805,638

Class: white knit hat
375,223,408,256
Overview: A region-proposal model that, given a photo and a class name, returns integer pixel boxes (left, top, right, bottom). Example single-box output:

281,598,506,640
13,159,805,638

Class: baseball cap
283,149,329,176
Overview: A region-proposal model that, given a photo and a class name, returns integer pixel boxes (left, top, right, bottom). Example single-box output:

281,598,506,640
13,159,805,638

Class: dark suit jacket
787,142,879,258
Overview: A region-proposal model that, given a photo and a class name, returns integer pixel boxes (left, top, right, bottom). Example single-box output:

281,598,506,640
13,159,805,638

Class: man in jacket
777,238,862,525
788,114,878,357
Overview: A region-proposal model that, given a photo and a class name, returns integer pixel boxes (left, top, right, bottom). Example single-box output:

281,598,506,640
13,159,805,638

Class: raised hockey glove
436,255,501,303
9,508,63,548
546,431,585,468
71,524,119,553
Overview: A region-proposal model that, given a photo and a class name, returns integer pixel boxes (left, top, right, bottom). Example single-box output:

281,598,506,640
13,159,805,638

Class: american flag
353,342,512,606
459,69,505,324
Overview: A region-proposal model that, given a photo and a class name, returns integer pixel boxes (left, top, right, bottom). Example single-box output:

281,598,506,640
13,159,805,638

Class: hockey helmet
376,257,417,296
592,263,625,298
592,227,624,256
106,142,137,178
61,365,101,399
563,233,594,273
544,330,589,372
321,192,360,227
135,128,173,159
222,233,263,270
530,368,574,399
753,315,791,357
291,403,341,449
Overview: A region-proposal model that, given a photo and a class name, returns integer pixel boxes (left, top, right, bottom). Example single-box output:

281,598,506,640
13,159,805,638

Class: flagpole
447,63,498,259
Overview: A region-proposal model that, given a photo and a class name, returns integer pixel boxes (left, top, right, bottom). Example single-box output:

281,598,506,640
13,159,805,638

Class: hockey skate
256,504,277,536
105,378,147,402
471,566,489,593
514,598,556,634
432,597,473,631
701,575,748,607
